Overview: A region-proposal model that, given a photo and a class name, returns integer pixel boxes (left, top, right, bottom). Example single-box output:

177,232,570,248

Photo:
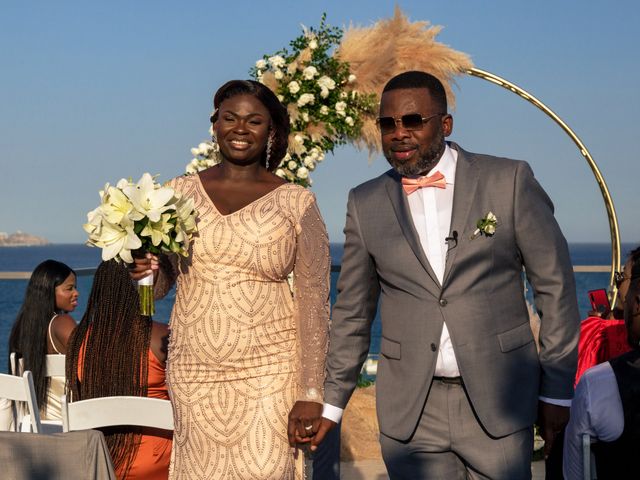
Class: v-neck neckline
195,174,289,217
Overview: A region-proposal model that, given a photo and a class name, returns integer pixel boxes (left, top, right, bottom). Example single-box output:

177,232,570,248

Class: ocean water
0,242,633,374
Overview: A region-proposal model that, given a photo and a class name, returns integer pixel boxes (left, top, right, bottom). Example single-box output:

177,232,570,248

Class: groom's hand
310,418,337,452
538,401,570,458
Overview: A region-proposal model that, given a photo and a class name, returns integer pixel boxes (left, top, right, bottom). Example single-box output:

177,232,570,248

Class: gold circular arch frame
466,67,621,304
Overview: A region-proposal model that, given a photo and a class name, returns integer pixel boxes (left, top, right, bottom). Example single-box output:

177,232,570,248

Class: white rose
340,91,348,99
288,160,298,170
255,59,267,69
320,86,329,98
190,147,200,156
335,101,347,116
301,112,309,122
296,166,309,179
268,55,286,68
309,148,320,160
304,156,316,169
485,224,496,235
319,105,329,115
283,153,292,162
487,211,497,221
308,39,318,50
275,169,286,179
348,74,357,83
198,142,210,153
288,81,300,94
297,93,315,107
186,162,198,174
277,94,284,102
317,151,325,162
317,75,336,90
302,66,318,80
345,116,354,126
294,134,305,145
274,69,284,80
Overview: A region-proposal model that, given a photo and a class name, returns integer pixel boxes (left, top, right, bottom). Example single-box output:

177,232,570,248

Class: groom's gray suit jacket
324,142,580,440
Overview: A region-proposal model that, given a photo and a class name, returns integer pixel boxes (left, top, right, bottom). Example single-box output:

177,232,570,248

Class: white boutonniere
471,211,497,239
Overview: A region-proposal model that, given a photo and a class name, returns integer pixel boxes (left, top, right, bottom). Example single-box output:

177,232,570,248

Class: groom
311,71,580,478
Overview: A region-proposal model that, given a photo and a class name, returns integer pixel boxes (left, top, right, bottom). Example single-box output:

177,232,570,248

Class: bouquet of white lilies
84,172,198,315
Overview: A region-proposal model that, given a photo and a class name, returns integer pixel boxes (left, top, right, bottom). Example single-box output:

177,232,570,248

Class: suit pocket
497,322,534,353
380,336,401,360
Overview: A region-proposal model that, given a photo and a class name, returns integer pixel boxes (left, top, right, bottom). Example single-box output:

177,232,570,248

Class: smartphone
588,289,611,314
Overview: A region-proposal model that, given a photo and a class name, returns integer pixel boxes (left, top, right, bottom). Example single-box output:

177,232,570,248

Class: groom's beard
385,131,446,176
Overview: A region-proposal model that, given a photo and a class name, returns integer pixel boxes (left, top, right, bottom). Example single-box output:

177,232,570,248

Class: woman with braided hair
66,260,171,479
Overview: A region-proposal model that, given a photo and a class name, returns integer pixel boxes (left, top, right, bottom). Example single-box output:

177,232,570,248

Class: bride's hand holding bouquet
84,172,197,315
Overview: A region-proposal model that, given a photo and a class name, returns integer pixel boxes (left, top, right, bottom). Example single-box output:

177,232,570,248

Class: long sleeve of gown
293,199,331,403
154,253,178,300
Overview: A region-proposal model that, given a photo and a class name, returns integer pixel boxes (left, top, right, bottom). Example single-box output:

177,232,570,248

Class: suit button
430,343,437,352
439,298,448,307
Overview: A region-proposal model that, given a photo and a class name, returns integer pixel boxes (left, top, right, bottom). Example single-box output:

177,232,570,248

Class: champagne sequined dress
157,175,330,480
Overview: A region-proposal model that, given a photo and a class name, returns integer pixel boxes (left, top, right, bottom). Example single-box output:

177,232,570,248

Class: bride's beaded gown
156,175,330,479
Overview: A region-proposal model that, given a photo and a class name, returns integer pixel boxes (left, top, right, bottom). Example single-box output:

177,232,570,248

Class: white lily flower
141,212,173,247
99,221,142,263
124,173,175,223
101,186,136,224
116,178,130,189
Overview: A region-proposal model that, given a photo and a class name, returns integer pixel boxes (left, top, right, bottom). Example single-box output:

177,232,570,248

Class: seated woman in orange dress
66,260,171,479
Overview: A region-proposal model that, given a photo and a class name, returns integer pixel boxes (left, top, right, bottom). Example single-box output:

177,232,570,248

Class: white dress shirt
563,361,623,480
406,145,458,377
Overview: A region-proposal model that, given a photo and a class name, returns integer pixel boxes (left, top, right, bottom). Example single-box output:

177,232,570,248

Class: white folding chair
10,352,66,377
61,395,174,432
0,371,42,433
11,352,66,433
582,433,598,480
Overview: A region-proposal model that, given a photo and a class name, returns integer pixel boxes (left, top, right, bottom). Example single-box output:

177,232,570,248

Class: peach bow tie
401,171,447,194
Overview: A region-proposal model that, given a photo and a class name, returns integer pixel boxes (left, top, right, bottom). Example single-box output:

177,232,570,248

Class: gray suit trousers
380,379,533,480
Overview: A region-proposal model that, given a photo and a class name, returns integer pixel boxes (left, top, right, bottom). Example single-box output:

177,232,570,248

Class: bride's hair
211,79,290,170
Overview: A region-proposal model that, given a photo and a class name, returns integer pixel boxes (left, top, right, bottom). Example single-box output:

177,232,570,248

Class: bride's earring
266,132,274,169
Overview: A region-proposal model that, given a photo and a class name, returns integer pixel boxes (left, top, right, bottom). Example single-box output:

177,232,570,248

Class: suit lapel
384,171,442,290
442,143,480,285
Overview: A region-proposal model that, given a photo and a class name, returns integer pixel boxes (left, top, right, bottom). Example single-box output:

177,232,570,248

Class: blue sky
1,1,638,245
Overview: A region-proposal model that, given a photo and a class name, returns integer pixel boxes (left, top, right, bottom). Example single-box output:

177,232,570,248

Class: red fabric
575,316,631,386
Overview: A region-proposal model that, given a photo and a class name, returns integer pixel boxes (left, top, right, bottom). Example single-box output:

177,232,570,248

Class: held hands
538,401,570,459
128,252,160,281
287,401,329,447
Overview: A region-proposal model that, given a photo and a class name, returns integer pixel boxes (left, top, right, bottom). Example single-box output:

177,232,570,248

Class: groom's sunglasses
376,113,444,135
